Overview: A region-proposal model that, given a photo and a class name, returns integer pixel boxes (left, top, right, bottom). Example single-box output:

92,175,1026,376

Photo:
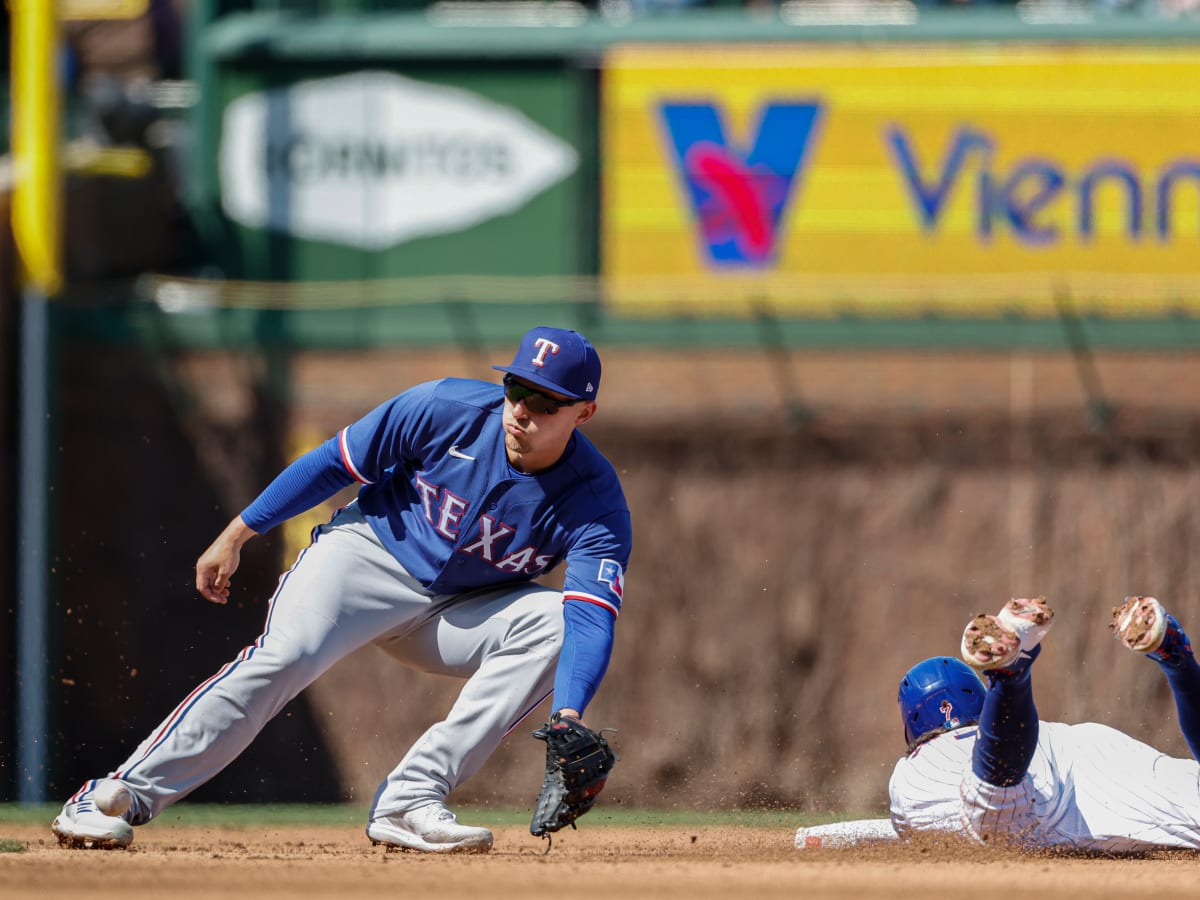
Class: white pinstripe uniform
889,720,1200,850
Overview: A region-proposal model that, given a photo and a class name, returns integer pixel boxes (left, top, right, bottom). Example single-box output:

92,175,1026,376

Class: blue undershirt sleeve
1157,653,1200,762
240,437,357,534
971,664,1039,787
553,600,616,716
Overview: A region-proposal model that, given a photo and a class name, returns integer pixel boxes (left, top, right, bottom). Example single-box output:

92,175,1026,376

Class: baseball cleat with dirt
1112,595,1192,664
51,782,134,850
997,597,1055,650
367,803,493,853
962,598,1054,672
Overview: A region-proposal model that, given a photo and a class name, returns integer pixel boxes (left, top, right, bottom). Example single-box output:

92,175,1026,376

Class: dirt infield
3,822,1199,900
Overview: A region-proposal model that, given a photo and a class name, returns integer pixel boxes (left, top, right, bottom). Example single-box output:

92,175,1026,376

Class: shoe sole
1111,595,1167,653
961,597,1055,670
961,614,1021,670
51,817,132,851
998,597,1055,649
366,824,492,854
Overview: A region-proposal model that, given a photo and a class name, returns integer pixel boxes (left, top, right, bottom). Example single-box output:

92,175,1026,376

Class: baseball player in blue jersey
52,326,632,853
885,595,1200,851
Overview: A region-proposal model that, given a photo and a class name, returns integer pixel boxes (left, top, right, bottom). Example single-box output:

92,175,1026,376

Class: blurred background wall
5,0,1200,813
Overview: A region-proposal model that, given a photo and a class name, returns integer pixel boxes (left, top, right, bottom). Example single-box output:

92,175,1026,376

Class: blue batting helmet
898,656,986,747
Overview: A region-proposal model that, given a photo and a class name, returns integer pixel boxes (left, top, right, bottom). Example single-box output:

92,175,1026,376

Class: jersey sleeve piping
339,427,373,485
564,592,619,617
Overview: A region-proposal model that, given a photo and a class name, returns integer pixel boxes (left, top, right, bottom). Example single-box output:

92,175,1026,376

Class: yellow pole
11,0,60,803
11,0,62,296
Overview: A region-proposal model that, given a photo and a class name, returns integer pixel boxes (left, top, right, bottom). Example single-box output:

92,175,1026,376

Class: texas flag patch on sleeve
598,559,624,601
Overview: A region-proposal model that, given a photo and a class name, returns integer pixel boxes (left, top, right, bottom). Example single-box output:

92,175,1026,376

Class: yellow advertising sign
602,44,1200,317
59,0,148,20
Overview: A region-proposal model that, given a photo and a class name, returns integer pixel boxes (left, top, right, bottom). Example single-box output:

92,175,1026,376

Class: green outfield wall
17,5,1197,351
134,6,1200,348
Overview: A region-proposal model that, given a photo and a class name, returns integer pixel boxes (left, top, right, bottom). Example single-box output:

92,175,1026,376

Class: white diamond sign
220,70,579,250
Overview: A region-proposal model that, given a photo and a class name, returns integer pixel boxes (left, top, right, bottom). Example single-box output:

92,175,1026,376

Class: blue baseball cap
493,327,601,401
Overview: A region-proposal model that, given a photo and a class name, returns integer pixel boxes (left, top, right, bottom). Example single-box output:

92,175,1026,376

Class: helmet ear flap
904,704,924,746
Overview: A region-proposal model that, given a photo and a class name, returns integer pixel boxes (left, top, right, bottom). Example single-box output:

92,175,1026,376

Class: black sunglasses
503,373,580,416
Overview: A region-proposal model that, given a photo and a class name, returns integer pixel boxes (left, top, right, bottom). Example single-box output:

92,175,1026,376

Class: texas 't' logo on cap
531,338,560,367
494,326,601,400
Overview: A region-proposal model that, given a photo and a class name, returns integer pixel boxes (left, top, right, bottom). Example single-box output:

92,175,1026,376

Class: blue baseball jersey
243,377,631,614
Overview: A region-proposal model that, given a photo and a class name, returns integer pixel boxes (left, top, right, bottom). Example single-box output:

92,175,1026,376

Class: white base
794,818,900,849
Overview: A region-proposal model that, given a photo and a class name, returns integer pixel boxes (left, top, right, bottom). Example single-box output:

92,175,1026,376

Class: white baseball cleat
961,597,1055,671
1111,594,1195,665
52,781,134,850
1111,595,1168,654
367,803,493,853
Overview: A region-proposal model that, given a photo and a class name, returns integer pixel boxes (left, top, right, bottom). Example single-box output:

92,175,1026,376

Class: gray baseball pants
109,502,563,824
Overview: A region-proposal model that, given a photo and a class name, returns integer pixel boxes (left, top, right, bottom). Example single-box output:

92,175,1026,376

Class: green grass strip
0,838,26,853
0,803,881,830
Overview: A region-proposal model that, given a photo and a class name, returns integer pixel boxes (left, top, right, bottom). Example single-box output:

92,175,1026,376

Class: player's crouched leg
366,586,564,853
959,770,1040,847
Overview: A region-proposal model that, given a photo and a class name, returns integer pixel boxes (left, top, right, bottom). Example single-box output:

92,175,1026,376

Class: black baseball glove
530,713,617,837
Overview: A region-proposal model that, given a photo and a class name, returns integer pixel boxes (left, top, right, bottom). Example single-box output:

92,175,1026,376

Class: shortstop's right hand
195,516,258,604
